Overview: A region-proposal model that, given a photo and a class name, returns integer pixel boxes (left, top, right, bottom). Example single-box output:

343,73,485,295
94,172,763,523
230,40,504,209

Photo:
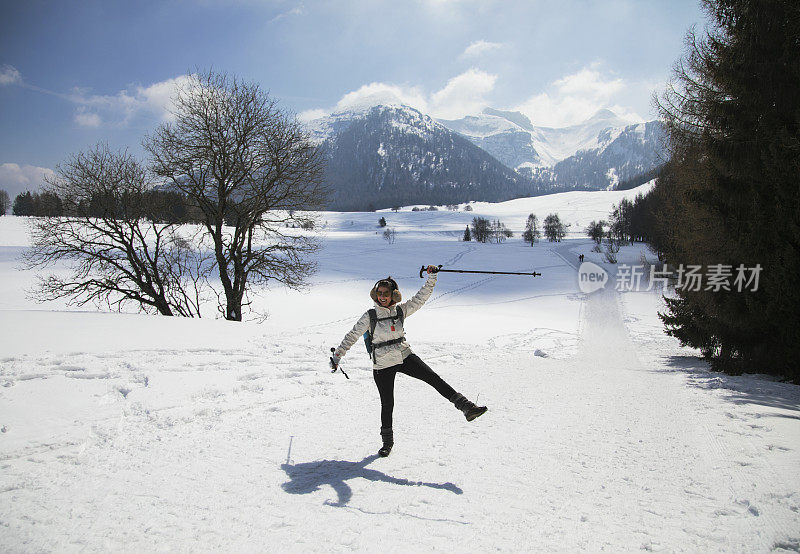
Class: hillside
318,105,532,211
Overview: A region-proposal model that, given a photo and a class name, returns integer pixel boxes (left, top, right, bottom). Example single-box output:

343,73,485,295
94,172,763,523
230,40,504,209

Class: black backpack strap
371,307,405,362
368,309,377,337
374,307,402,325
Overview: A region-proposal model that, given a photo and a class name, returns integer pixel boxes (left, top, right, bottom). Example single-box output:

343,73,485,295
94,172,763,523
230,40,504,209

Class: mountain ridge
307,104,665,210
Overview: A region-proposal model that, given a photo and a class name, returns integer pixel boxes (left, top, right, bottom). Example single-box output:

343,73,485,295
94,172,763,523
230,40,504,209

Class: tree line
9,188,203,223
462,213,566,244
651,0,800,382
581,0,799,383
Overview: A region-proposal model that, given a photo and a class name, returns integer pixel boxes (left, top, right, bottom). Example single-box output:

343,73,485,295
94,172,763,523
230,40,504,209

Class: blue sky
0,0,706,198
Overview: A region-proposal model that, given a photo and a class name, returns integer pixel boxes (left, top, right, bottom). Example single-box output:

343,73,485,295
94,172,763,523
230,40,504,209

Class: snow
307,104,441,145
438,107,635,168
309,104,644,169
606,167,620,190
1,186,798,551
437,113,522,138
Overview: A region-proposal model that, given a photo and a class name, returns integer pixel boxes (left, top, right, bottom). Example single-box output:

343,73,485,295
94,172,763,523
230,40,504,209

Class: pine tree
13,191,35,216
656,0,800,381
522,214,541,246
0,190,9,216
463,225,471,242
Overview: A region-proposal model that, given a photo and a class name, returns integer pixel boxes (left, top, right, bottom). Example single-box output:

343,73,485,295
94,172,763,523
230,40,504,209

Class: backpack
363,307,404,361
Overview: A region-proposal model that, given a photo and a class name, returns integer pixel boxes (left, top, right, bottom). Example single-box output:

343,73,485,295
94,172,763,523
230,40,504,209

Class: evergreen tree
463,225,471,242
37,191,63,217
471,217,491,243
522,214,541,246
656,0,800,381
13,191,34,216
0,189,9,215
608,199,633,244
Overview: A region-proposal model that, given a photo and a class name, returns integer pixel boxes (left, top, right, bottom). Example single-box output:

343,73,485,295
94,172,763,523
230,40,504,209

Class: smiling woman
331,267,488,458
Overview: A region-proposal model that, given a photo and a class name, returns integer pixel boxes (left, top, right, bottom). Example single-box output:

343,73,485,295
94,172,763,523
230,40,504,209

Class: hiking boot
450,393,488,422
379,426,393,457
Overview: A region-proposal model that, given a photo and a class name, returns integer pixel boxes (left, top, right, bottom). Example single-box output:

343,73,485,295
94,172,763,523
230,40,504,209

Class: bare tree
543,213,566,242
23,144,209,316
490,219,513,243
0,189,10,215
145,70,328,321
382,227,396,243
604,237,620,264
585,220,605,245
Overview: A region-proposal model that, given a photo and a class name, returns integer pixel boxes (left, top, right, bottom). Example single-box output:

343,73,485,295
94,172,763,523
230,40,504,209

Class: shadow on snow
663,355,800,416
280,454,463,507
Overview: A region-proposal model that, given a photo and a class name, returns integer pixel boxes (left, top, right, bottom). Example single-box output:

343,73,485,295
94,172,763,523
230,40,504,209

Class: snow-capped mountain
543,120,666,191
306,103,665,210
438,108,544,169
438,108,658,169
438,107,666,192
317,105,532,211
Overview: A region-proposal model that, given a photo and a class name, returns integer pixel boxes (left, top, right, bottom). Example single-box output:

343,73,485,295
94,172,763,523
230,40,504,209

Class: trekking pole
330,347,349,379
419,265,542,278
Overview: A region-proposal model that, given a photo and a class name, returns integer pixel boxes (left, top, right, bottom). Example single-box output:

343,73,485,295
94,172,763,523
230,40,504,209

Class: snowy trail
547,242,800,549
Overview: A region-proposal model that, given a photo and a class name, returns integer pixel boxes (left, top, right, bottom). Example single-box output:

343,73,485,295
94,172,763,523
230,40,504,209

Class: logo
578,262,608,294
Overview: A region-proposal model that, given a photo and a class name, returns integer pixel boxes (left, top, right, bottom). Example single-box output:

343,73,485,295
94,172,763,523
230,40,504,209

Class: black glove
329,349,341,370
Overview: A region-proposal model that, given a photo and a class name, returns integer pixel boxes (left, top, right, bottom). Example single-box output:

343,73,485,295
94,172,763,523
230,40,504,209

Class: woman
330,265,487,457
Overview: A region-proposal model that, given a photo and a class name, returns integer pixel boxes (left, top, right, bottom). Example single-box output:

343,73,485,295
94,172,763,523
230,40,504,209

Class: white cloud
74,109,102,128
135,75,193,121
297,108,329,123
70,75,192,128
429,68,496,119
269,4,305,23
333,82,429,114
514,64,643,127
0,163,56,199
303,65,643,128
0,64,22,86
552,65,623,97
461,40,504,59
306,68,497,123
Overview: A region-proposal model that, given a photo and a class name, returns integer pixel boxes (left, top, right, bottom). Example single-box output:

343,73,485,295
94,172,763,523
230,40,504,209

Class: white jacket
334,274,437,370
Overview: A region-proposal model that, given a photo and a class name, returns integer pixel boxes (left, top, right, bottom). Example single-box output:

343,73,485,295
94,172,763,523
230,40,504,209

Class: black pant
373,353,458,429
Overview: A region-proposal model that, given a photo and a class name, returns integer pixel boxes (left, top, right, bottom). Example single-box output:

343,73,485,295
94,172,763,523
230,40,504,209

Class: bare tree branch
144,70,328,321
23,144,209,317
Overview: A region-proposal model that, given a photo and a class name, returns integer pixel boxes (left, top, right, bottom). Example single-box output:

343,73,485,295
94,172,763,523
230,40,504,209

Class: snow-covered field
1,184,798,552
